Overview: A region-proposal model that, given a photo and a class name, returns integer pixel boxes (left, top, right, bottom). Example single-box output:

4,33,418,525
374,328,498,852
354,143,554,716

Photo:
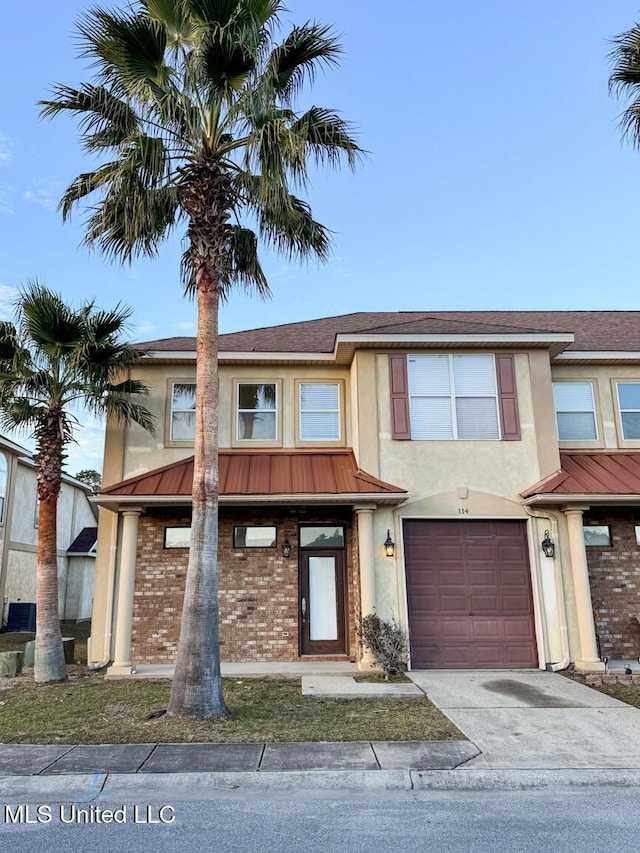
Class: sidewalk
3,670,640,795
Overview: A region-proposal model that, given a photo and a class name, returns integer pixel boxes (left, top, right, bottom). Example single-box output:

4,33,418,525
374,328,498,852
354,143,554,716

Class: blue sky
2,1,640,471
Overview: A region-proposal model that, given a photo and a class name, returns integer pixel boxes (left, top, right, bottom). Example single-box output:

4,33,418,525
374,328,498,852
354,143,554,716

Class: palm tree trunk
168,273,227,717
34,437,67,683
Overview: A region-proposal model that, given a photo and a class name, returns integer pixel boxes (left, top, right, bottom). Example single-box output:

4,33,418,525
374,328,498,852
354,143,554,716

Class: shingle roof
139,311,640,354
522,451,640,498
67,526,98,554
98,449,407,501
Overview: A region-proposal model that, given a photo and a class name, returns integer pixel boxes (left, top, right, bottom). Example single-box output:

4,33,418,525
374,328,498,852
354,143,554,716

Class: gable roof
522,451,640,504
139,310,640,357
96,449,407,507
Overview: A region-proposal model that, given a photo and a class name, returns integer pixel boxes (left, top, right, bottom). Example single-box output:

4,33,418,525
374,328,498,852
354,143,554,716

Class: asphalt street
1,789,640,853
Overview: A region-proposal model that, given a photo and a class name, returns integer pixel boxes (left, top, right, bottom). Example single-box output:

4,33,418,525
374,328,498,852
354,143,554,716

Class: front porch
91,449,407,675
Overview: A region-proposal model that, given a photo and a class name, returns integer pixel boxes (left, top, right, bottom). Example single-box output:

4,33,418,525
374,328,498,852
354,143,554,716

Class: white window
299,383,340,441
237,383,277,440
0,452,6,523
407,354,499,440
617,383,640,440
553,382,597,441
170,382,196,441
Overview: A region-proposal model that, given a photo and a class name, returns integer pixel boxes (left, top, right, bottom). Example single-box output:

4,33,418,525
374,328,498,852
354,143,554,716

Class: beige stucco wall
109,362,353,481
551,363,640,450
93,345,621,670
357,350,571,668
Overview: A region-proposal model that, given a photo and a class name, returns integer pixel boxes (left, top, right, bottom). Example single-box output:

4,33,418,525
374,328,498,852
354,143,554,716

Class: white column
355,505,376,669
563,506,604,672
107,510,141,676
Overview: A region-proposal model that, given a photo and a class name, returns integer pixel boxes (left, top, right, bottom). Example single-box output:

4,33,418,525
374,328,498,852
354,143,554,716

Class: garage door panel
404,519,537,669
471,619,501,639
498,566,522,589
470,594,500,613
501,593,533,613
438,594,467,612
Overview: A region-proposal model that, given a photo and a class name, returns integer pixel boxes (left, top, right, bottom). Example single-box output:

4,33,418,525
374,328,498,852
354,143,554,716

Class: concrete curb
2,767,640,801
411,768,640,790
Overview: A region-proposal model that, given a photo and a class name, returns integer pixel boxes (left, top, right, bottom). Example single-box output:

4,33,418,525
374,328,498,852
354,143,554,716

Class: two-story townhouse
90,311,640,675
0,434,98,627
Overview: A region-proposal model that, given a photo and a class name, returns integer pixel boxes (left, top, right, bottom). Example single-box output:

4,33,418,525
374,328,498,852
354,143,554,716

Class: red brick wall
130,507,357,664
585,510,640,660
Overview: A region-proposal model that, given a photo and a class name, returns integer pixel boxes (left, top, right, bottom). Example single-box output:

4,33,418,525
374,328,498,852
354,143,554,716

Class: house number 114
458,507,469,515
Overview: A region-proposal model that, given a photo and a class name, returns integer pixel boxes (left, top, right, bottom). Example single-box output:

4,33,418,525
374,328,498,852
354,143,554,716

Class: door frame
298,548,348,655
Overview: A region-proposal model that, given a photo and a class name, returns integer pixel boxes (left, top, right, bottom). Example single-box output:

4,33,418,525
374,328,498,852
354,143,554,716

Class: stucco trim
92,492,407,511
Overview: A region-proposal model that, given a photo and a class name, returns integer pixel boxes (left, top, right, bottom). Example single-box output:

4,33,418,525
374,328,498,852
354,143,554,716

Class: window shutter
389,355,411,439
495,354,521,440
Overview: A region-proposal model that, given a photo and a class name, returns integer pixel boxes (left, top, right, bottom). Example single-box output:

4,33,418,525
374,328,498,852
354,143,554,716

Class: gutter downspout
524,506,570,671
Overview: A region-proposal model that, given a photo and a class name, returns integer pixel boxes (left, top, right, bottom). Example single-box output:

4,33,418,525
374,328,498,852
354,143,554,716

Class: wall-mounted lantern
383,529,395,558
282,537,292,558
541,530,555,558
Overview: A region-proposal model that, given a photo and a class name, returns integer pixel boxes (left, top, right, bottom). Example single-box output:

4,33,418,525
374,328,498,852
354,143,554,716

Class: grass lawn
0,672,462,745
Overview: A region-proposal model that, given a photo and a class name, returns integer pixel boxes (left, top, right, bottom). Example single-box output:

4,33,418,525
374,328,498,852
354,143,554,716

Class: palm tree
0,282,153,683
609,21,640,147
40,0,362,716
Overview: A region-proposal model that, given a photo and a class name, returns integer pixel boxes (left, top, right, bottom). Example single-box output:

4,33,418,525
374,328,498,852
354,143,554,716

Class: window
407,354,499,440
233,526,277,547
583,525,611,546
0,452,6,523
553,382,597,441
299,383,340,441
237,383,277,440
170,382,196,441
164,527,191,549
617,383,640,440
299,526,345,548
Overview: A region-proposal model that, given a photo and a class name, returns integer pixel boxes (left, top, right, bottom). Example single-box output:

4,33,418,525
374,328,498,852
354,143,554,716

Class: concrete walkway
408,669,640,769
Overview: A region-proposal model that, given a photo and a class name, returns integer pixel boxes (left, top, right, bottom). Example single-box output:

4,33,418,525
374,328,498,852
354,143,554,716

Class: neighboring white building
0,435,98,626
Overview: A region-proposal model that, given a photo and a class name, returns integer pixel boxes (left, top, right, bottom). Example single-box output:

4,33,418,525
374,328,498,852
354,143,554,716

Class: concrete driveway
408,670,640,769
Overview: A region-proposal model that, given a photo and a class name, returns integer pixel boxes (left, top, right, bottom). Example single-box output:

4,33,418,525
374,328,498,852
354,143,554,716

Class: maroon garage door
404,520,538,669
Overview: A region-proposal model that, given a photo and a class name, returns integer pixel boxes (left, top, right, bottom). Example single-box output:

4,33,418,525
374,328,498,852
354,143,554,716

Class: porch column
107,509,142,676
562,505,604,672
355,504,376,669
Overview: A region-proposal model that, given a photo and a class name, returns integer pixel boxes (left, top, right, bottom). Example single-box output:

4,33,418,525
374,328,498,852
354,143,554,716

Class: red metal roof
99,449,407,500
522,451,640,498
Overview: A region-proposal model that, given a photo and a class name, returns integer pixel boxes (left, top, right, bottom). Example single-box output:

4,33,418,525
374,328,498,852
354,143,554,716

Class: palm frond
290,107,363,169
225,225,270,294
19,282,84,356
83,185,182,261
258,193,331,262
268,23,342,102
100,395,156,433
40,84,139,146
143,0,200,47
78,6,170,91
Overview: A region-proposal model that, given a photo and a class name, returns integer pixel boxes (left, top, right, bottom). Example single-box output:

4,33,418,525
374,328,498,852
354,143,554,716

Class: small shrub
356,614,409,681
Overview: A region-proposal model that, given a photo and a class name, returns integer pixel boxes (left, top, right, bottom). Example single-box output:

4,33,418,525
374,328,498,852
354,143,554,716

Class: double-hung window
407,354,499,440
617,383,640,440
237,383,277,440
552,382,597,441
299,383,340,441
170,382,196,442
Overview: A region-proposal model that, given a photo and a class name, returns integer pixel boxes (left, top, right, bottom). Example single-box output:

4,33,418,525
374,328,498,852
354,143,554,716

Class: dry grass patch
594,683,640,709
0,672,462,745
